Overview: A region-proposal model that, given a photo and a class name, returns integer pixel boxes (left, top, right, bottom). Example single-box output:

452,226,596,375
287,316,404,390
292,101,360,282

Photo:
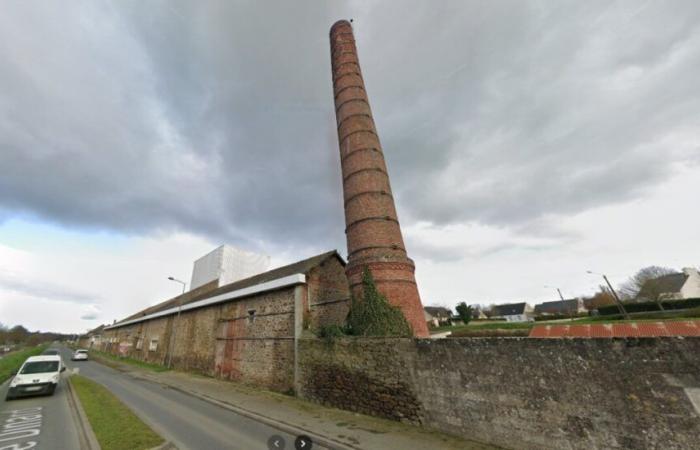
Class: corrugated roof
112,250,344,327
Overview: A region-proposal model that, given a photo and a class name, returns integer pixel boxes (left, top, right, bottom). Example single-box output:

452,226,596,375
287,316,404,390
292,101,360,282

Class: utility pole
545,285,575,321
166,277,187,369
587,271,630,320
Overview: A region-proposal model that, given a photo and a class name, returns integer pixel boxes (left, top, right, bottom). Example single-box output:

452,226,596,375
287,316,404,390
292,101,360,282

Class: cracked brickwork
330,20,428,337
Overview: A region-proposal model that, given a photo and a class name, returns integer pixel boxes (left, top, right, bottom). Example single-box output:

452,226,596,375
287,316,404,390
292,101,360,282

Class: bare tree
619,266,678,311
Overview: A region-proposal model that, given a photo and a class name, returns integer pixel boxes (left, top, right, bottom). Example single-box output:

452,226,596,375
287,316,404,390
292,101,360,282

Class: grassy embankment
0,345,48,383
71,375,164,450
89,349,169,373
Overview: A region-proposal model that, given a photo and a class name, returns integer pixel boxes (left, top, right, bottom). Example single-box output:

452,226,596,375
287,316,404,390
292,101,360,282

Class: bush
534,312,588,321
597,298,700,316
455,302,472,325
315,325,348,339
346,267,413,337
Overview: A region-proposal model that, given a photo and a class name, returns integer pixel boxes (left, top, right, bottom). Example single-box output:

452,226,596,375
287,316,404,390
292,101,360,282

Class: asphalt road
58,347,328,450
0,363,81,450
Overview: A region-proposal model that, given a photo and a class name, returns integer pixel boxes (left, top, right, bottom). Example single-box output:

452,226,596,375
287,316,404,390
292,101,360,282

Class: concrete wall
298,337,700,450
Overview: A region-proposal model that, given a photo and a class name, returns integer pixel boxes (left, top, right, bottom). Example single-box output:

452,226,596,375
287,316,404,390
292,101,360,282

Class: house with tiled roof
424,306,455,327
491,302,534,322
534,299,587,316
636,268,700,301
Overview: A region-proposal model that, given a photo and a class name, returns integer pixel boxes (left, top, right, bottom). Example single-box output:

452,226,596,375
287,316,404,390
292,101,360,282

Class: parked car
71,349,89,361
41,349,60,355
6,355,66,400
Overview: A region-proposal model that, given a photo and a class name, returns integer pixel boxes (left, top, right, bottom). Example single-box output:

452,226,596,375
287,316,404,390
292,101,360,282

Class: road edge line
175,386,358,450
66,375,101,450
88,355,358,450
142,375,358,450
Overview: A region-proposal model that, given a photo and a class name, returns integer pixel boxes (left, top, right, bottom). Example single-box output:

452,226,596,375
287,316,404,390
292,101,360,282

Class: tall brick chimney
330,20,429,337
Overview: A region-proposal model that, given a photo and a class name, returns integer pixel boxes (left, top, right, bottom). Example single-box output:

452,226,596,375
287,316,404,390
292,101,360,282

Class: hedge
597,298,700,316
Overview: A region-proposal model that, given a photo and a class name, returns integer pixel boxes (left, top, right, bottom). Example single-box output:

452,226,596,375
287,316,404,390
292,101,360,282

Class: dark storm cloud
0,1,698,257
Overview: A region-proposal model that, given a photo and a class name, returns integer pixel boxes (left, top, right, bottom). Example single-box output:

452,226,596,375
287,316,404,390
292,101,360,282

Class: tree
7,325,29,344
619,266,678,311
584,286,616,310
455,302,472,324
346,267,413,337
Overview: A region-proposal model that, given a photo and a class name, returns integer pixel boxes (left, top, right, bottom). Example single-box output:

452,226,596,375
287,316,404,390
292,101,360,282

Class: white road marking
0,407,42,448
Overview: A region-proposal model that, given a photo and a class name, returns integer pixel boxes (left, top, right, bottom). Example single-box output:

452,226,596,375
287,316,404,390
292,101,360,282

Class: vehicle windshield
20,361,59,374
76,350,87,354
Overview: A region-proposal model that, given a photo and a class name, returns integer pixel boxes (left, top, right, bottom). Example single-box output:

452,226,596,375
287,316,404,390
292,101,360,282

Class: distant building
424,309,438,328
471,308,488,320
424,306,456,327
534,299,586,316
78,324,106,349
636,268,700,301
190,245,270,291
491,303,534,322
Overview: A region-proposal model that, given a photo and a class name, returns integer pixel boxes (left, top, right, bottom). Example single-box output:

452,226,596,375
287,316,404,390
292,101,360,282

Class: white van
5,355,66,400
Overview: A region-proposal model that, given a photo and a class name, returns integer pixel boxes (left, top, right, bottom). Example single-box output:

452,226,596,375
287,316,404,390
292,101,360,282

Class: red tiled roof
529,320,700,338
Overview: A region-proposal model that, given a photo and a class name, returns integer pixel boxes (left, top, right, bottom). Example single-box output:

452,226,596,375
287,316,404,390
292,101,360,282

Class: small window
136,338,143,350
149,339,158,351
247,309,256,324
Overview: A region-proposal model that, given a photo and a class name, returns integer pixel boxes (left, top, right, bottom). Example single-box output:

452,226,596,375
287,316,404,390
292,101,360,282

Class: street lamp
544,285,574,321
586,271,630,319
166,277,187,369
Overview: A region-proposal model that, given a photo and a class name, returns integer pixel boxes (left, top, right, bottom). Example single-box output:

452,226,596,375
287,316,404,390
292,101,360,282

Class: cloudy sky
1,1,698,333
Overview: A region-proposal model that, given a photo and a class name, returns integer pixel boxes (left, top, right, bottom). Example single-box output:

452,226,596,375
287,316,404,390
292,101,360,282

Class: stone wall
298,337,700,450
101,286,299,391
100,255,351,393
306,257,350,329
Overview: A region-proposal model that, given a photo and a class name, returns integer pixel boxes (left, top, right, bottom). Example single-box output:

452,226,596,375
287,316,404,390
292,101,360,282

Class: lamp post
586,271,630,319
166,277,187,369
544,285,574,321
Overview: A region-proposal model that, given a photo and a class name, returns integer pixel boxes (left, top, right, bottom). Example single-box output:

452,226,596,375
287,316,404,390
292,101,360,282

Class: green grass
433,308,700,335
71,375,163,450
90,349,170,372
465,321,534,330
0,345,48,383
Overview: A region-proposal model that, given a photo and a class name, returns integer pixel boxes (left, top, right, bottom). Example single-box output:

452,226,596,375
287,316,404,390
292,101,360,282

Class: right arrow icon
294,435,313,450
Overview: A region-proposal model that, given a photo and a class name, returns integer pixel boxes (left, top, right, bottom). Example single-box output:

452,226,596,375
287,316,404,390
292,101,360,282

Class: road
58,347,327,450
0,366,81,450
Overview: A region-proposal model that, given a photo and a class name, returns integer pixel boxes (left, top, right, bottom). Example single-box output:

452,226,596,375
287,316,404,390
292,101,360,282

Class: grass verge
90,349,170,372
0,345,48,383
71,375,164,450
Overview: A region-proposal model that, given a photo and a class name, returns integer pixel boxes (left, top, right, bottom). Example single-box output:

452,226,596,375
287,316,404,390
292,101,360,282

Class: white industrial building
190,245,270,291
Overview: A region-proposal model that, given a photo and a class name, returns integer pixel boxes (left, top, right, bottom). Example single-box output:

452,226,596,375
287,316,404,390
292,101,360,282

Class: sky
1,1,699,333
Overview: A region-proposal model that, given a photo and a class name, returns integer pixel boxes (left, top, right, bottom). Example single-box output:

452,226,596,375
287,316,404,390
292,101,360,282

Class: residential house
424,306,457,326
491,303,534,322
636,268,700,301
424,309,438,328
471,307,488,320
534,299,587,317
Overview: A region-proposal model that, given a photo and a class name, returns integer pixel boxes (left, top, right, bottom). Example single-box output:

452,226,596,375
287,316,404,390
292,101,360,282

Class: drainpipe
293,284,305,395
